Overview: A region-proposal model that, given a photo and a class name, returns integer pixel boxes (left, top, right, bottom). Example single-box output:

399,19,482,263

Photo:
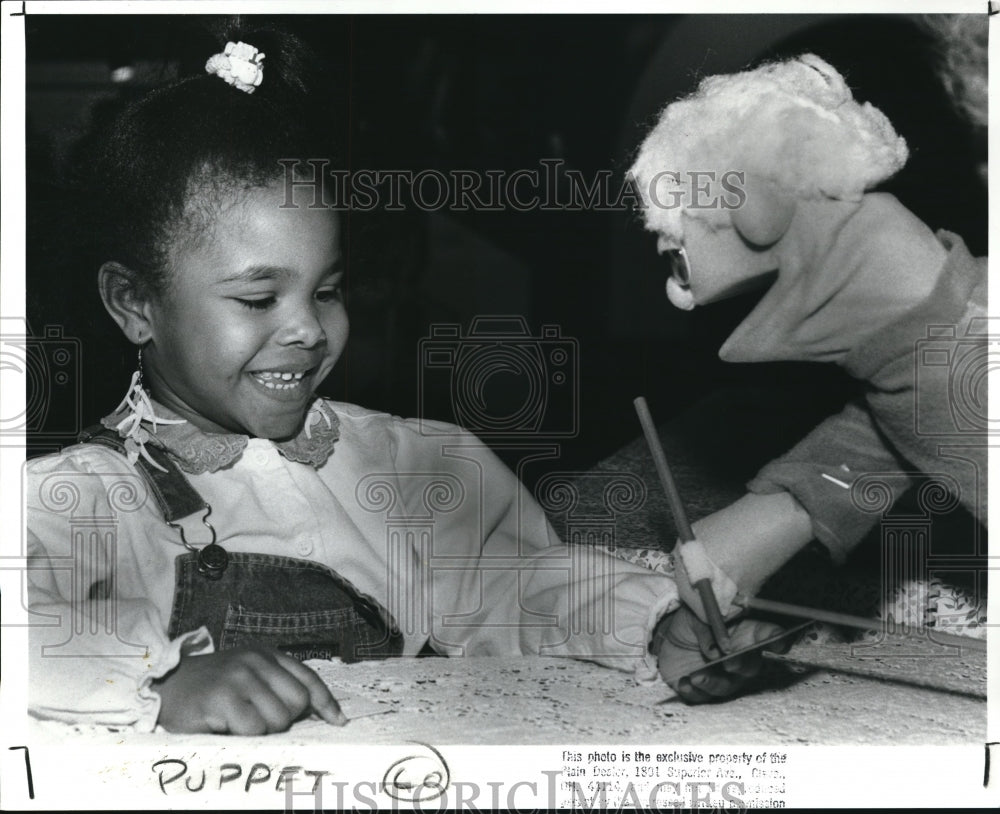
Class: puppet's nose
666,277,696,311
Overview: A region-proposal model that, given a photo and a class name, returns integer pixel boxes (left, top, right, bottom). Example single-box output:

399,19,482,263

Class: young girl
24,26,790,735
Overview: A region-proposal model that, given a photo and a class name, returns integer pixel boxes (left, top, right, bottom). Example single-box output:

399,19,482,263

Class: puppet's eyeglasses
664,246,691,287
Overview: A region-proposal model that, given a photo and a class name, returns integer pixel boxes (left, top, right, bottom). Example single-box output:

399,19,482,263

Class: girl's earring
110,342,185,471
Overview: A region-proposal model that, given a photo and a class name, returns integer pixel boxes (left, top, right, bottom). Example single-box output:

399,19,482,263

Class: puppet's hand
153,646,347,734
655,607,790,704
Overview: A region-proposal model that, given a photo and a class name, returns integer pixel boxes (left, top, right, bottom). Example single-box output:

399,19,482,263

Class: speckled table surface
302,639,986,745
33,640,985,747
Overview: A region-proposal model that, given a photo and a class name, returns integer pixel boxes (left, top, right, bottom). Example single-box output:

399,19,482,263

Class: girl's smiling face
141,179,347,439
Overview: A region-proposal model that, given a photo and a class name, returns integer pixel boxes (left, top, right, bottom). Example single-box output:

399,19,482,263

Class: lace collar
99,397,341,475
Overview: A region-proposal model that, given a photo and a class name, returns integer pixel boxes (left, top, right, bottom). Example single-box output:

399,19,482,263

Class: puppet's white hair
628,54,909,243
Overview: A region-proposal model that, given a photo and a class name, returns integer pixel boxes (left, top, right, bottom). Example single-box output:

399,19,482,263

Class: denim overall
78,426,404,663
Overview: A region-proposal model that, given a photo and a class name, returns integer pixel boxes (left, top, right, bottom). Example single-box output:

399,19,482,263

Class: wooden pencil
633,396,732,652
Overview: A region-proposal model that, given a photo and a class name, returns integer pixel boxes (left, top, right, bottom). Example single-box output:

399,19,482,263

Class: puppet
629,53,987,701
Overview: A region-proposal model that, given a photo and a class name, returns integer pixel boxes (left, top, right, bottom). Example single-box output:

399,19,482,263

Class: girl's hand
655,607,790,704
153,646,347,734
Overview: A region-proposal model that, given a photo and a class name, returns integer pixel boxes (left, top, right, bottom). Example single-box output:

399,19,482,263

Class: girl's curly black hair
84,19,343,296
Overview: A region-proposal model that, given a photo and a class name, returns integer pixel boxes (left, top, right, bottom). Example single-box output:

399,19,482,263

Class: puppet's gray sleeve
746,400,912,563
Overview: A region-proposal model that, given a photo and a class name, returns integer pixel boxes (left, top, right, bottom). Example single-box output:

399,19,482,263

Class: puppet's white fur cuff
676,540,740,620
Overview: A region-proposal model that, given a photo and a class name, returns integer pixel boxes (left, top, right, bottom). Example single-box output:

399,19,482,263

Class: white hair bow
205,41,266,94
